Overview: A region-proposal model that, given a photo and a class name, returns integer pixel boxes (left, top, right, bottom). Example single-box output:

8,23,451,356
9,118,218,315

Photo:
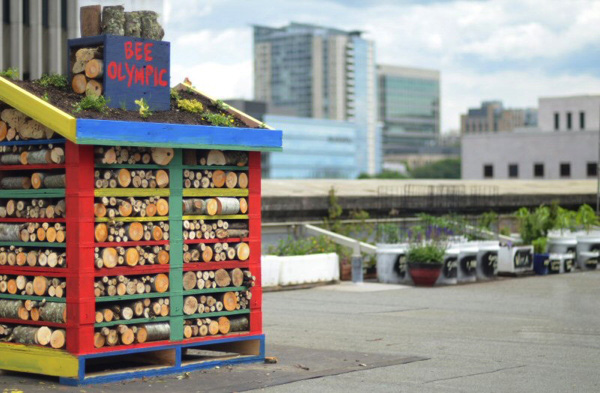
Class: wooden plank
0,78,76,142
76,119,283,152
0,241,66,248
95,316,170,328
0,294,66,303
94,188,170,197
182,214,248,220
95,163,166,169
181,165,249,171
182,189,248,197
183,286,246,296
0,342,78,377
95,216,169,223
95,292,170,303
0,138,66,146
183,309,250,320
0,189,66,198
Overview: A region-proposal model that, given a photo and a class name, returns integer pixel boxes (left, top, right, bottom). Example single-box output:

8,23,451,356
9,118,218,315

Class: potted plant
575,204,600,270
406,242,446,286
532,237,549,275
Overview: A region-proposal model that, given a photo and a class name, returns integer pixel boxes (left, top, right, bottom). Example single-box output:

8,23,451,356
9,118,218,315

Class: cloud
171,60,253,100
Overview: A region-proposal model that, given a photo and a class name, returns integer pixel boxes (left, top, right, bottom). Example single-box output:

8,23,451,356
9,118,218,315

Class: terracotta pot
407,262,442,287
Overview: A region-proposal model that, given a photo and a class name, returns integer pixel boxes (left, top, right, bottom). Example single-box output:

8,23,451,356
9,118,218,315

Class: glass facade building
262,115,359,179
378,65,440,156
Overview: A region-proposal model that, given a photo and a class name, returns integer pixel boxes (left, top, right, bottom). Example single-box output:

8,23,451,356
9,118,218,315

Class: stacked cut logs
94,221,168,243
182,197,248,216
0,222,66,243
0,108,55,141
0,247,66,268
95,297,169,323
0,299,66,322
71,47,104,97
182,290,251,316
95,146,174,166
183,316,249,338
94,245,170,269
183,169,248,190
94,322,169,348
94,196,169,218
0,199,66,219
182,268,255,291
184,150,248,167
0,142,61,154
0,146,65,165
0,173,65,190
182,219,248,241
0,275,66,298
1,325,65,348
94,168,169,189
94,274,169,297
182,242,249,263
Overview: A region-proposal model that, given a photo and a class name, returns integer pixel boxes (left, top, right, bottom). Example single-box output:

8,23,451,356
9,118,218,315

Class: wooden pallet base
0,334,265,385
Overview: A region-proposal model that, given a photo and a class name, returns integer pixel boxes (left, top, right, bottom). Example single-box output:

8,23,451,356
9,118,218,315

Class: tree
410,158,461,179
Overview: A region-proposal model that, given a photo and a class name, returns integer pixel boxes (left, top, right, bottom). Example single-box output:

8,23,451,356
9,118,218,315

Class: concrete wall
539,96,600,132
462,131,599,180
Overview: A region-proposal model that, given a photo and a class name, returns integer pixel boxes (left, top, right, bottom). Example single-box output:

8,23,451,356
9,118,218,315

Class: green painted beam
183,286,247,296
182,309,250,320
94,316,170,328
0,294,66,303
95,292,169,303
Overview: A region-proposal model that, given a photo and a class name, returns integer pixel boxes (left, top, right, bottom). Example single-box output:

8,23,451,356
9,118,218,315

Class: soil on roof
10,80,252,128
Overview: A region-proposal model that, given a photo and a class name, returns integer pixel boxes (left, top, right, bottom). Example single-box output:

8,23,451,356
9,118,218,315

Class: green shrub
73,95,108,113
214,99,229,111
576,204,597,232
37,73,67,89
532,237,547,254
134,98,152,119
170,88,180,101
0,68,19,80
268,236,337,256
177,99,204,114
406,243,446,265
203,112,234,127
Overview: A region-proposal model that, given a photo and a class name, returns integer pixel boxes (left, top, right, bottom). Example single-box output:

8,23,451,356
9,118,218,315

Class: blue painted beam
76,119,282,151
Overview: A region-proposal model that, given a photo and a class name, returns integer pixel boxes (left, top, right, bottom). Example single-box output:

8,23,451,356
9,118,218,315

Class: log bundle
184,150,248,167
183,169,248,190
182,219,248,241
0,299,66,323
1,325,66,348
0,173,65,190
95,297,169,323
0,275,66,298
95,146,174,166
94,168,169,188
183,316,249,338
0,222,66,243
0,247,66,268
95,245,170,269
0,109,55,141
94,221,168,243
71,47,104,97
182,197,248,216
94,196,168,218
182,290,251,316
182,242,249,263
0,199,66,219
94,274,169,297
94,321,169,348
182,268,255,291
0,147,65,165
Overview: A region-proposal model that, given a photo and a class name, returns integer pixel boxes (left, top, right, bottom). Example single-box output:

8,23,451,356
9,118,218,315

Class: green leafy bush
532,237,547,254
170,88,180,101
73,95,108,113
406,243,446,265
0,68,19,80
214,99,229,111
203,112,234,127
37,73,67,89
576,204,597,233
177,99,204,114
268,236,338,256
135,98,152,119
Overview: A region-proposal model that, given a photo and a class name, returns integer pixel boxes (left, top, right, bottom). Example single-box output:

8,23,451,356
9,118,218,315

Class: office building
377,65,440,156
462,95,599,180
253,22,380,175
460,101,537,134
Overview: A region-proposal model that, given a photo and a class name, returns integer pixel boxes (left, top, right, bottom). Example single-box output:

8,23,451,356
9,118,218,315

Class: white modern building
462,95,599,180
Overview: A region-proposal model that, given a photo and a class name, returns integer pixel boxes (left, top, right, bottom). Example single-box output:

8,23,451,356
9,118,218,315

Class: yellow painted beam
183,188,249,197
95,188,170,197
0,77,77,142
0,343,79,378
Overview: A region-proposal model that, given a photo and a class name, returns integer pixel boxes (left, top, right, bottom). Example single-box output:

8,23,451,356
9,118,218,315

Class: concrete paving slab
315,282,412,292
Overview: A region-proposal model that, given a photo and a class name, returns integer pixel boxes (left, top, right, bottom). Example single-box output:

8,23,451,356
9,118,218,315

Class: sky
83,0,600,133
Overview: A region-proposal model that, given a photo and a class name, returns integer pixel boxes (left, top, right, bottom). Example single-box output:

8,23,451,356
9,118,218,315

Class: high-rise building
377,65,440,157
253,22,380,175
460,101,537,134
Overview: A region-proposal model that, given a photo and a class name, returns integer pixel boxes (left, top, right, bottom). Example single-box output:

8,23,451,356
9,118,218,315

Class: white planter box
261,253,340,287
